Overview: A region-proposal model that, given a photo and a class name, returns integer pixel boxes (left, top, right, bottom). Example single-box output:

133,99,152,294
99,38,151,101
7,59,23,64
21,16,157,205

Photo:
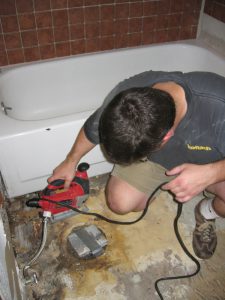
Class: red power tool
26,162,90,222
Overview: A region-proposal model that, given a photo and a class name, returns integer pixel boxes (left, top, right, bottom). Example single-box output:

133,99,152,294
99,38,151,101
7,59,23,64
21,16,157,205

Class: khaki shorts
111,160,175,197
112,160,216,199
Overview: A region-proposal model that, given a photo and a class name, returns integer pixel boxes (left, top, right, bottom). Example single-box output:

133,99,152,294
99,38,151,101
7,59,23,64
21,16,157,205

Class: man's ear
162,128,174,143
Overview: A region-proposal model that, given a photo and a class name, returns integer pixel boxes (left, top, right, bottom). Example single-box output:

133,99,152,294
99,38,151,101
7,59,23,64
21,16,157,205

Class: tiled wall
204,0,225,23
0,0,202,67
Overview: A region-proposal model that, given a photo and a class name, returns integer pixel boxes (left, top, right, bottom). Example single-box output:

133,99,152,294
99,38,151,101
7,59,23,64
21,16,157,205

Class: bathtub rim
0,38,224,73
0,39,225,140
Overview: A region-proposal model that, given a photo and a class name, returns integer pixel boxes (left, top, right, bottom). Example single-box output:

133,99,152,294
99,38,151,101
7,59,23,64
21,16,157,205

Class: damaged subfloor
6,174,225,300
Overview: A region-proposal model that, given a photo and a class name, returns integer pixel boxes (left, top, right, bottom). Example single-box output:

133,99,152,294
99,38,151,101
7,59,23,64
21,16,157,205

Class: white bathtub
0,40,225,198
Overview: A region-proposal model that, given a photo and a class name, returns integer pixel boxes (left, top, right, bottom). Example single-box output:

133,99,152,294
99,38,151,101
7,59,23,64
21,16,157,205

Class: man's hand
162,163,215,202
47,127,96,189
48,159,77,189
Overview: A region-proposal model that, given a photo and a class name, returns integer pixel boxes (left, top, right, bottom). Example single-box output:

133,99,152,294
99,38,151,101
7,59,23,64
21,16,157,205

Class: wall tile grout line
0,0,224,67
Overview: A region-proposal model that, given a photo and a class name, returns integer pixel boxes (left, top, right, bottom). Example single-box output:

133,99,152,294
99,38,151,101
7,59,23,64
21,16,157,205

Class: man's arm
162,160,225,202
48,127,95,189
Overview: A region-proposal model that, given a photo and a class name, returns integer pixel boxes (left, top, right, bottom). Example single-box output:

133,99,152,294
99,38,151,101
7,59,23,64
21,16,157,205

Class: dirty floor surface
7,174,225,300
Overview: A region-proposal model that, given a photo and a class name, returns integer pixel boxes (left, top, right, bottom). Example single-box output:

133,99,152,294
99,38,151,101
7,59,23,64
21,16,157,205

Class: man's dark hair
99,87,176,165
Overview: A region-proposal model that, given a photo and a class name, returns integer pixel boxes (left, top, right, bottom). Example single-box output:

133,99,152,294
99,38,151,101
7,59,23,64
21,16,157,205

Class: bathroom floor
7,174,225,300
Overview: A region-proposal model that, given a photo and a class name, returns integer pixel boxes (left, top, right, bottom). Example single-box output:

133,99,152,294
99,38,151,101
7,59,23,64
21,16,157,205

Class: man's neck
152,81,187,130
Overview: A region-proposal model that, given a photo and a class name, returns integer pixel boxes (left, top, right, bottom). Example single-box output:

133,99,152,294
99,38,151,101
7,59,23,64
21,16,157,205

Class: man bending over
48,71,225,260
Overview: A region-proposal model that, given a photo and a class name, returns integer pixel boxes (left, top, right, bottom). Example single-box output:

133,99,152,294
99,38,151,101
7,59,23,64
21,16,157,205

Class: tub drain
67,225,107,259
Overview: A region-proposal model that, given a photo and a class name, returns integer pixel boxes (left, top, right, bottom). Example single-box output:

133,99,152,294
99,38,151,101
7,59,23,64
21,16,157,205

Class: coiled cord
40,183,201,299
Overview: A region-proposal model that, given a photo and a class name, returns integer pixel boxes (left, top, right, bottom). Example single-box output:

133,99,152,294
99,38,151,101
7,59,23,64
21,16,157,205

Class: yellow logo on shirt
187,144,212,151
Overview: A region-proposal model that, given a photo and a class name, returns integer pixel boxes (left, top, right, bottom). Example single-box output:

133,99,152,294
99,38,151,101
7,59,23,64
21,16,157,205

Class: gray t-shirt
84,71,225,170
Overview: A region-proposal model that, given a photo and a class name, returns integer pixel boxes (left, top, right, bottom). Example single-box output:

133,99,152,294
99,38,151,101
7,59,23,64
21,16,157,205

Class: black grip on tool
42,179,65,196
49,179,65,187
26,198,41,208
77,162,89,172
43,162,90,196
48,163,89,188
